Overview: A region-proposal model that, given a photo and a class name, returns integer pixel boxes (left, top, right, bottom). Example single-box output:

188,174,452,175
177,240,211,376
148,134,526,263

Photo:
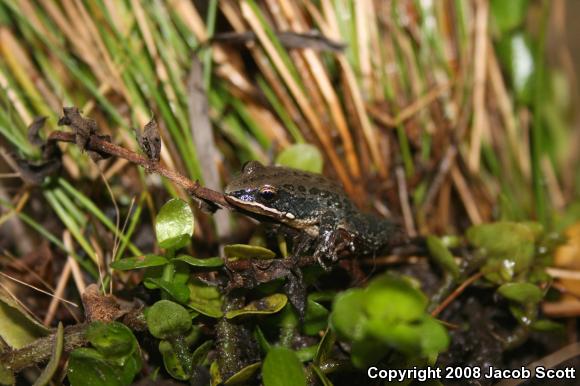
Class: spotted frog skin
225,161,404,267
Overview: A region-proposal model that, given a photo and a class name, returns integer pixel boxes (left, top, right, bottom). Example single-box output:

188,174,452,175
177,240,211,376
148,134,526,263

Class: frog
224,161,405,268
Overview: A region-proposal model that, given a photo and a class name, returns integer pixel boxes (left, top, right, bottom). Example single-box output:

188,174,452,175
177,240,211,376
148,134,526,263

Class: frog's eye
259,185,277,201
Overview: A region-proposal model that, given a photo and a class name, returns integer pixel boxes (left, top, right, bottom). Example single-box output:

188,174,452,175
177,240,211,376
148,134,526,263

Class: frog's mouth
224,194,296,222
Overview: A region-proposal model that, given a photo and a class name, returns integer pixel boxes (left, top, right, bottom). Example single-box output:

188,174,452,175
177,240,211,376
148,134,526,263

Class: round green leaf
418,317,451,361
224,244,276,260
262,347,307,386
275,144,323,173
187,280,223,318
155,198,194,250
146,300,191,339
467,221,539,256
364,274,427,323
366,316,449,360
110,255,168,270
329,289,367,341
68,347,141,386
225,294,287,319
497,282,544,304
175,255,224,267
86,322,137,359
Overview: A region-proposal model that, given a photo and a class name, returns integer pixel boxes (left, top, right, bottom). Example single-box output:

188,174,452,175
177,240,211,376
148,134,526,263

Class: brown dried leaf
136,118,161,163
57,107,97,150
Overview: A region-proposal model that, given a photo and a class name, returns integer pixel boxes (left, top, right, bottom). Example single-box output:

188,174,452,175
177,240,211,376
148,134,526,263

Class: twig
44,257,72,325
0,323,87,373
495,342,580,386
451,166,482,224
467,0,489,172
547,267,580,281
431,272,483,317
396,166,416,237
0,272,77,309
422,145,457,213
64,231,86,295
46,130,232,210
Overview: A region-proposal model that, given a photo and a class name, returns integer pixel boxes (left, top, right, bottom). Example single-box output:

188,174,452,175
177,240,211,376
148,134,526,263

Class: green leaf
224,244,276,260
467,221,540,255
226,294,287,319
67,347,141,386
350,336,390,368
145,278,190,304
110,255,168,270
329,289,367,341
490,0,529,34
158,340,190,381
366,316,449,361
224,362,261,385
531,319,564,332
275,143,323,173
266,303,299,329
295,345,317,362
426,236,460,279
307,291,337,303
155,198,194,250
262,347,307,386
86,322,137,359
302,300,329,336
468,222,541,282
254,326,271,353
146,300,192,339
187,280,223,318
191,340,214,367
313,328,335,366
175,255,223,267
417,318,451,362
0,364,14,386
497,282,544,304
0,286,49,349
210,361,222,385
364,274,427,323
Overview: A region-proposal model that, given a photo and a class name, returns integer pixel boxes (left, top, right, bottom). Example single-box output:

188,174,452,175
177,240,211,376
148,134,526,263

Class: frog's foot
314,252,333,272
313,232,340,271
283,268,307,319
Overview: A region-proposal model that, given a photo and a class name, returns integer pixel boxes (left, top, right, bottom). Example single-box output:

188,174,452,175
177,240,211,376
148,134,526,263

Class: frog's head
224,161,300,224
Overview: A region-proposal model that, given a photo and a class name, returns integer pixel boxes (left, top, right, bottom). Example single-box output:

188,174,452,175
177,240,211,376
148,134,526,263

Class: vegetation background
0,0,579,385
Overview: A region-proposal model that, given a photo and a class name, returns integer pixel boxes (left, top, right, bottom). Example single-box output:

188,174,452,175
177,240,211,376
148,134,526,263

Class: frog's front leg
313,213,350,270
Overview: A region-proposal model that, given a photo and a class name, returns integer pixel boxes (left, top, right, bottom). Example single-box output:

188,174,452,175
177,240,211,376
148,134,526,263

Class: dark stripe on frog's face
225,161,345,236
224,194,295,221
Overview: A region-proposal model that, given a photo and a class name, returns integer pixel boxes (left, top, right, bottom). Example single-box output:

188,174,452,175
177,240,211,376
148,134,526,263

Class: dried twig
431,272,484,317
46,130,231,211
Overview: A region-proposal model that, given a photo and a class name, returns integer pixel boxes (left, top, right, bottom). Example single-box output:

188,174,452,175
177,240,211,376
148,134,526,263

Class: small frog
225,161,404,268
